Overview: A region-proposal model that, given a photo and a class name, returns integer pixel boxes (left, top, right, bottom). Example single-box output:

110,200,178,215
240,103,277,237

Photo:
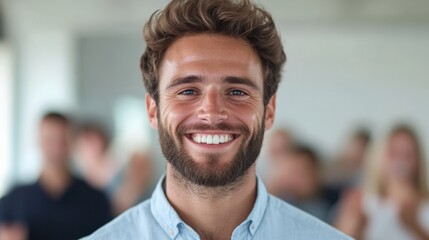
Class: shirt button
168,229,174,236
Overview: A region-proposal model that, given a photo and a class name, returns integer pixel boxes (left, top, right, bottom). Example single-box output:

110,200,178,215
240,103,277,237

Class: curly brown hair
140,0,286,106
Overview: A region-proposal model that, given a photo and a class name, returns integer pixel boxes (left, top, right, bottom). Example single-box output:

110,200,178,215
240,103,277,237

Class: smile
189,133,235,145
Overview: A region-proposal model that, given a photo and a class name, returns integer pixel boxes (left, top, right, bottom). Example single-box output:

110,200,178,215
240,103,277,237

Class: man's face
146,34,276,187
275,153,319,199
39,119,70,168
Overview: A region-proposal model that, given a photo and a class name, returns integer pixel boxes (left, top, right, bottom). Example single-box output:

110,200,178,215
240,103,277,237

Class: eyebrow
166,75,203,90
223,76,260,91
166,75,260,91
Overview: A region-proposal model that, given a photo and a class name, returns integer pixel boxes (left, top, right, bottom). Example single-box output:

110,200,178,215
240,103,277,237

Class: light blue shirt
83,176,352,240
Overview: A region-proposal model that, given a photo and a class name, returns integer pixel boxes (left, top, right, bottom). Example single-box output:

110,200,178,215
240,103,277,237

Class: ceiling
2,0,429,37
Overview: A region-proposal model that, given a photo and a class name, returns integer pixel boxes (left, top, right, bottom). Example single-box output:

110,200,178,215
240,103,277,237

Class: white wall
275,23,429,156
15,31,77,182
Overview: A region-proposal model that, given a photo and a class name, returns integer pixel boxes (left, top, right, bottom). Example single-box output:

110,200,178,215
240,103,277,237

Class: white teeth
206,135,213,144
191,134,234,145
213,135,219,144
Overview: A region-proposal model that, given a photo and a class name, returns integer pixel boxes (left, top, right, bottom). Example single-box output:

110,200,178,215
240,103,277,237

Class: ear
146,94,158,129
264,94,276,130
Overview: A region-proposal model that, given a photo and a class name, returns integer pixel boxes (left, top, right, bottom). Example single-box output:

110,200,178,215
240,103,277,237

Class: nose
197,88,227,124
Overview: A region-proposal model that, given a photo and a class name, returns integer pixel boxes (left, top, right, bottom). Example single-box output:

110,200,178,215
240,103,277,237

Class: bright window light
0,42,13,197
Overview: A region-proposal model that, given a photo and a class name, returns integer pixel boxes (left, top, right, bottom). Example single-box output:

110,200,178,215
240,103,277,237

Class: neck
384,178,418,198
165,164,257,240
39,164,72,198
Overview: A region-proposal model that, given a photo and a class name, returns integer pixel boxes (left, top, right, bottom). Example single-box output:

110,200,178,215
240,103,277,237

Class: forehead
159,34,263,87
39,119,68,131
390,133,415,147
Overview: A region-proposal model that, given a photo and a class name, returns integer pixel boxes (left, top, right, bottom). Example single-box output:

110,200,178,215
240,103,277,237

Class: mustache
176,123,250,135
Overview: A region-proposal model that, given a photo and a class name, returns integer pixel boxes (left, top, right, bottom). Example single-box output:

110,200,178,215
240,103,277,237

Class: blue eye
179,89,196,95
230,89,246,96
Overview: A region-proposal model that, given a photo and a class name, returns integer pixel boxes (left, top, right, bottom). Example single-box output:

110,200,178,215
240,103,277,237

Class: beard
158,114,265,188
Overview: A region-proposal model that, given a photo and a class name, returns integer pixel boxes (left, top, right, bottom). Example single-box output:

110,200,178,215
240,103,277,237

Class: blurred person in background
335,124,429,240
324,128,371,203
73,122,118,191
110,152,155,215
73,122,156,216
0,112,112,240
326,128,371,186
267,128,294,162
260,127,295,183
267,144,334,223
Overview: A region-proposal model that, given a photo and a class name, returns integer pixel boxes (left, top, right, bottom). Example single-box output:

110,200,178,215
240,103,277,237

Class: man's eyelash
177,89,248,96
178,89,197,95
229,89,247,95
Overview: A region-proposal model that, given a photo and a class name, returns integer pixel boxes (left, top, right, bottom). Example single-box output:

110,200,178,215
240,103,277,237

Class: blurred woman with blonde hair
335,124,429,240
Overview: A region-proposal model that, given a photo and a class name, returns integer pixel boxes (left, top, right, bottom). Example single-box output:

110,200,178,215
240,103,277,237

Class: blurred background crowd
0,0,429,239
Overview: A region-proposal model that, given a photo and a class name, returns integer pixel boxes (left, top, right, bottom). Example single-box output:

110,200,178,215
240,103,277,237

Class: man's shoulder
82,199,155,240
0,182,38,203
0,183,39,222
263,195,352,240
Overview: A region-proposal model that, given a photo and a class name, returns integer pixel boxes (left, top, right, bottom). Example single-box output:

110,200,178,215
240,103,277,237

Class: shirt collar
245,176,268,235
150,175,269,238
36,175,78,202
150,176,182,239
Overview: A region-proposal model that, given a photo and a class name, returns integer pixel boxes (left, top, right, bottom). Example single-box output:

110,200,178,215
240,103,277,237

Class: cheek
159,101,193,132
407,155,418,172
228,101,265,127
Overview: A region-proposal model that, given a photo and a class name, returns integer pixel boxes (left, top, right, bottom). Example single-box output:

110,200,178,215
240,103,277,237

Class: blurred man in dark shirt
0,112,112,240
268,144,335,223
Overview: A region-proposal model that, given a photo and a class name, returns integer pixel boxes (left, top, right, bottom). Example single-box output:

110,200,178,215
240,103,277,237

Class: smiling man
84,0,351,239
